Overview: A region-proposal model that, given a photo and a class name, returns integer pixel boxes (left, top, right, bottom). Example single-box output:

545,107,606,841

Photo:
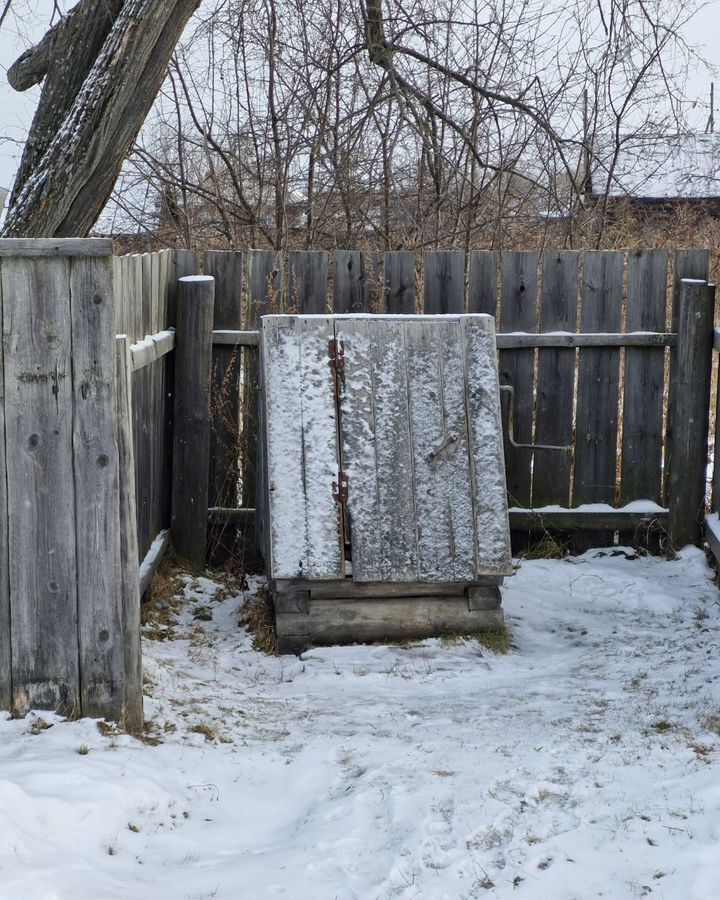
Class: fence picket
423,251,465,313
289,250,328,313
0,262,9,709
467,251,497,317
384,251,416,313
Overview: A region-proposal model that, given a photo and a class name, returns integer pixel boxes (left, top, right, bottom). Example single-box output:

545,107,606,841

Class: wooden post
669,279,715,547
115,335,143,732
171,275,215,568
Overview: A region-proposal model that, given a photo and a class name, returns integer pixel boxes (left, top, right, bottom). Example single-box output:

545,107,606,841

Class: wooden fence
0,240,716,722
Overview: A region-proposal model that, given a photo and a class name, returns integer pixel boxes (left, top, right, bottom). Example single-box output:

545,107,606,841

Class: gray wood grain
533,251,578,508
461,316,513,575
405,318,476,581
71,256,124,721
0,262,10,710
289,251,328,313
206,251,243,564
114,335,143,732
621,250,667,504
2,256,80,716
574,251,624,507
0,238,113,257
495,332,673,348
335,318,418,581
384,251,416,313
423,250,465,313
171,276,215,568
669,280,715,546
333,251,374,313
261,315,344,580
467,251,497,316
498,251,537,509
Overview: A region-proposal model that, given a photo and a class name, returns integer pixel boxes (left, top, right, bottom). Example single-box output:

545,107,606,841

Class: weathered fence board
574,252,624,505
533,251,578,508
621,250,667,505
0,269,10,710
498,251,537,510
467,251,497,317
423,250,465,314
384,251,415,313
334,251,375,313
206,251,243,563
2,255,80,716
289,250,328,313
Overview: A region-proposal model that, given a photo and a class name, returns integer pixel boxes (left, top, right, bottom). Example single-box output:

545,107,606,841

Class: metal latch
333,470,349,503
499,384,572,453
328,337,345,370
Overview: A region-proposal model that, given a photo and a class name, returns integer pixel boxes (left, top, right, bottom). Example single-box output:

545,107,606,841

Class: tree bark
3,0,201,238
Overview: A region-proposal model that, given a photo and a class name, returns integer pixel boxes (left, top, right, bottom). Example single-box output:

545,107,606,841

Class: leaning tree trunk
2,0,201,238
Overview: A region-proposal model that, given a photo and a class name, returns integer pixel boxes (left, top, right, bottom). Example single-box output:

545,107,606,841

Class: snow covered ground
2,547,720,900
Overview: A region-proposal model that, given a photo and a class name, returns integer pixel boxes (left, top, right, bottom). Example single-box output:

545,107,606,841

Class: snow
2,549,720,898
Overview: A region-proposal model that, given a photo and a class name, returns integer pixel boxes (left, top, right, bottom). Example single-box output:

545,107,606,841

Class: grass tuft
240,583,277,654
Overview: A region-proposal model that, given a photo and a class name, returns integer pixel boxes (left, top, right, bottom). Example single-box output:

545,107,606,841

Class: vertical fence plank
70,256,124,721
333,250,373,313
2,256,80,716
0,263,10,709
665,250,711,505
115,335,143,732
206,251,244,564
289,250,328,313
532,251,578,508
574,251,624,527
384,251,416,313
498,251,537,513
621,250,667,506
467,251,497,317
669,280,715,546
171,276,215,568
423,250,465,313
132,255,151,559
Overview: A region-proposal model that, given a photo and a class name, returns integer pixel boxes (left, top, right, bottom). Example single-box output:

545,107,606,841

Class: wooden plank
212,329,259,346
423,250,465,313
509,509,669,531
288,250,328,313
405,318,477,580
704,513,720,567
335,318,418,581
384,251,416,313
461,315,513,574
495,332,673,348
669,280,715,547
621,250,667,504
206,251,244,564
171,276,215,568
129,329,175,371
261,315,344,580
207,508,255,524
533,251,578,508
0,262,10,710
467,251,497,316
114,335,143,732
138,529,171,598
0,238,113,257
498,251,538,509
574,251,624,506
70,256,124,721
2,256,80,716
333,250,373,313
666,250,711,504
284,578,504,599
246,250,281,518
275,596,504,654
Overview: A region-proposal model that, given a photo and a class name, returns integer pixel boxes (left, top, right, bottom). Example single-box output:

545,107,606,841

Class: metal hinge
499,384,572,453
333,470,349,503
328,337,345,370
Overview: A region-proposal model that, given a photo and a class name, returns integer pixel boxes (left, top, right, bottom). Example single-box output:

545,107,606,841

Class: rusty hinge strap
333,470,349,503
499,384,572,453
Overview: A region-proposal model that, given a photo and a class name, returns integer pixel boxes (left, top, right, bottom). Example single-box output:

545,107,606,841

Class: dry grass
240,582,277,654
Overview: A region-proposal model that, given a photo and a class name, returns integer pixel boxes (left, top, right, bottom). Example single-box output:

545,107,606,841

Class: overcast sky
0,0,718,196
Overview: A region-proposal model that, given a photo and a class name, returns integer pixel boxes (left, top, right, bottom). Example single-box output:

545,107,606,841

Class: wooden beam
207,506,255,524
212,329,259,347
129,328,175,372
495,331,675,349
0,238,113,257
508,509,669,532
138,529,170,598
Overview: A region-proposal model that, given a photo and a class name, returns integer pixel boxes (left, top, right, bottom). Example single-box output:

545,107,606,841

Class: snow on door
261,314,512,583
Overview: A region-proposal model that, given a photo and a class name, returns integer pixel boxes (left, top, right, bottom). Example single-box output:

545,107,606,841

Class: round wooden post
171,275,215,568
669,278,715,548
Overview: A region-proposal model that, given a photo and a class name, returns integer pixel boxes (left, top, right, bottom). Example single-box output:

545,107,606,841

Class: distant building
587,133,720,208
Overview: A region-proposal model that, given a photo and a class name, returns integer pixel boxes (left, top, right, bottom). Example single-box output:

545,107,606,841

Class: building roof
590,133,720,200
